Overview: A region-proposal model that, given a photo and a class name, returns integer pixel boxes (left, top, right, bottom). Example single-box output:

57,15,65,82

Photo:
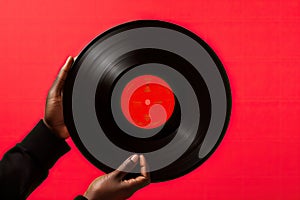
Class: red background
0,1,299,199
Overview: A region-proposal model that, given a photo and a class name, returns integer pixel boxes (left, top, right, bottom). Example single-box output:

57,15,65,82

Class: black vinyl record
63,20,231,182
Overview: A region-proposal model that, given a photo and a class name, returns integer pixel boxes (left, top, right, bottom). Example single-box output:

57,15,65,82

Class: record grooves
63,20,231,182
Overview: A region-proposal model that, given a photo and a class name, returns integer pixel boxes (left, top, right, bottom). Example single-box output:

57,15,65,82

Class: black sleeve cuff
74,195,88,200
20,120,71,170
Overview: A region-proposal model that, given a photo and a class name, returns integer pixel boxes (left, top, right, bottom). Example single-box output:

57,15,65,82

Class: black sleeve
74,195,88,200
0,120,71,200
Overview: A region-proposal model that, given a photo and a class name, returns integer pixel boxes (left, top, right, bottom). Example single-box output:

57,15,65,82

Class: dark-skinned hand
43,56,74,139
83,154,151,200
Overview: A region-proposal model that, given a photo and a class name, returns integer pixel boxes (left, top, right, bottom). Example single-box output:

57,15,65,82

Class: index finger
114,154,139,180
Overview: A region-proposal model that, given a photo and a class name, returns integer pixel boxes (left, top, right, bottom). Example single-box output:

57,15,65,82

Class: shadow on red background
0,1,299,199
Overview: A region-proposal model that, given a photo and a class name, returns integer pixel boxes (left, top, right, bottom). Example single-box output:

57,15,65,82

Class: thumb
49,56,74,97
122,155,151,191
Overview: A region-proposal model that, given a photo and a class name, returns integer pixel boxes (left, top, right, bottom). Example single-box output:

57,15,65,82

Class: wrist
42,118,66,140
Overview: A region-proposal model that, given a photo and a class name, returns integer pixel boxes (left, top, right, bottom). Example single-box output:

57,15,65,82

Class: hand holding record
43,56,74,139
83,154,150,200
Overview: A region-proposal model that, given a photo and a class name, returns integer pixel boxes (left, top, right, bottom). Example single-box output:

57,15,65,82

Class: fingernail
67,56,73,61
131,154,139,163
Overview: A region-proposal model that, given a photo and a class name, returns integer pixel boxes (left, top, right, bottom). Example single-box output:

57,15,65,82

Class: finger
50,56,74,97
114,154,139,180
139,155,150,179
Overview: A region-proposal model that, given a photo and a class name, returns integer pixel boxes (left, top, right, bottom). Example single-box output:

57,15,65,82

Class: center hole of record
145,99,151,105
121,75,175,129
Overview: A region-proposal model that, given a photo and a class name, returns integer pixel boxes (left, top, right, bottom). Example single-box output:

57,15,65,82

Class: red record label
121,75,175,129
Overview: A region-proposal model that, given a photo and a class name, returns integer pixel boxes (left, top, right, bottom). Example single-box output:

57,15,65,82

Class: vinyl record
63,20,231,182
